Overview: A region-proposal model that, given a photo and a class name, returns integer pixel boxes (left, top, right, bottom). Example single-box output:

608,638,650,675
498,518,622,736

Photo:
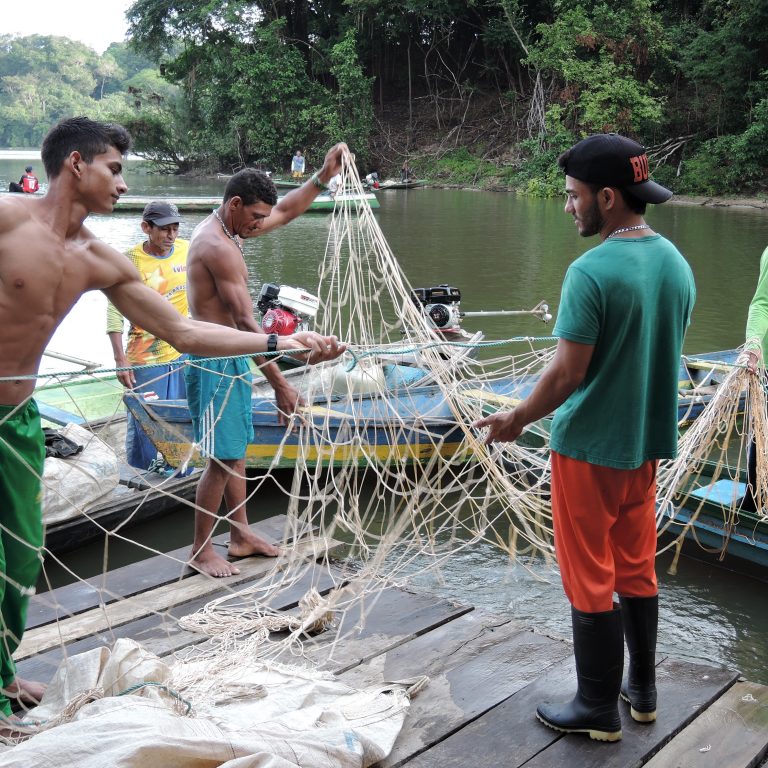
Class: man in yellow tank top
106,201,189,470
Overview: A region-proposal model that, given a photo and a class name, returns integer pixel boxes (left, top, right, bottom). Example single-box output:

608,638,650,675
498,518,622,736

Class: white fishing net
0,151,763,757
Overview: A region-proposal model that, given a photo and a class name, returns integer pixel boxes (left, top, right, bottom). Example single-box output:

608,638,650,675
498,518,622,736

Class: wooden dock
16,514,768,767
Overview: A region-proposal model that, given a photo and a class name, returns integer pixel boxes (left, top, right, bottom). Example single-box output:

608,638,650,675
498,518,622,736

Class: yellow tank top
106,240,190,365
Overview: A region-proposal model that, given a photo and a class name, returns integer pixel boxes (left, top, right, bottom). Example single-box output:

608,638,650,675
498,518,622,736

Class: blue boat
660,477,768,579
124,350,741,471
124,363,524,470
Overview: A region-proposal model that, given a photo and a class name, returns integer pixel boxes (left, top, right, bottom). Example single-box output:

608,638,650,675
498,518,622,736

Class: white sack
41,422,120,524
0,639,410,768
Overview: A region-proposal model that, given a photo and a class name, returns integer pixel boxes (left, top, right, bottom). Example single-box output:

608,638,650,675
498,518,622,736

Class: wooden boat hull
125,383,485,470
124,349,738,471
662,479,768,578
34,372,199,555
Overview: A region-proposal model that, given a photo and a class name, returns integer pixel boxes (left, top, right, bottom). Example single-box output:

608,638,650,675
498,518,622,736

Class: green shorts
184,356,253,460
0,399,45,715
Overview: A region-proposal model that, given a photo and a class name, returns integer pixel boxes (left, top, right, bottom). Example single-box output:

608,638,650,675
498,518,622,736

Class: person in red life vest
19,166,39,194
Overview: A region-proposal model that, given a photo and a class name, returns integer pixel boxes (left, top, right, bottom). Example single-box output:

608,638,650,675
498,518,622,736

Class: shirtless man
0,117,344,727
186,147,345,577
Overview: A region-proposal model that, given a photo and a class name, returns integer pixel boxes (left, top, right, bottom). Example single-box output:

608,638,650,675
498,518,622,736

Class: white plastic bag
41,422,120,524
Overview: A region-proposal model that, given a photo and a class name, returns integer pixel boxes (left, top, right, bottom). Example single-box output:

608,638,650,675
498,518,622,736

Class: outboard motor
257,283,320,335
410,284,463,331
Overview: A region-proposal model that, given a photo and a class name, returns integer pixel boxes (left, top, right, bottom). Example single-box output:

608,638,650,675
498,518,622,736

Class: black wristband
266,333,279,354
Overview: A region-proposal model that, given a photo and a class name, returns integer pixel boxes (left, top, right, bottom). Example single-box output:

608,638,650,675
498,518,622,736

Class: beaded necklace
606,224,651,238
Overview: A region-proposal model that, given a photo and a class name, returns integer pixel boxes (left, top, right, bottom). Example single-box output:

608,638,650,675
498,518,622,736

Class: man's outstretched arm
258,143,348,234
105,276,344,364
473,338,594,444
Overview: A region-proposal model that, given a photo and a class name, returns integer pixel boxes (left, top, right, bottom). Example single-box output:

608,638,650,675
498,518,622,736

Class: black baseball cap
25,165,33,172
560,134,672,204
142,201,182,225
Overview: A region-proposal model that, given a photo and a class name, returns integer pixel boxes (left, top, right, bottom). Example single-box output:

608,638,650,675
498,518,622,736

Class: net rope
0,150,764,744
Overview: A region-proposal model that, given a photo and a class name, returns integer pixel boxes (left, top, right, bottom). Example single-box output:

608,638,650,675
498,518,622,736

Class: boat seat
689,479,747,505
37,401,87,426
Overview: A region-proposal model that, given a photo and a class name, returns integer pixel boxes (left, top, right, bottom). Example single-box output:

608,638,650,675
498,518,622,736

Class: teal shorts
184,356,253,460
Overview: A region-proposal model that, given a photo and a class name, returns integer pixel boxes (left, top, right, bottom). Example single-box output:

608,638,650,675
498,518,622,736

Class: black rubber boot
619,594,658,722
741,437,758,512
536,606,623,742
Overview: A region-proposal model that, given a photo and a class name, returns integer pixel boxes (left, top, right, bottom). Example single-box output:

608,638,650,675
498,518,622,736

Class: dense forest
1,0,767,196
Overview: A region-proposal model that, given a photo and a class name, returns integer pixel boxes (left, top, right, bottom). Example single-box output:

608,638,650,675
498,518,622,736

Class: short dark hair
616,187,647,215
224,169,278,206
41,117,132,179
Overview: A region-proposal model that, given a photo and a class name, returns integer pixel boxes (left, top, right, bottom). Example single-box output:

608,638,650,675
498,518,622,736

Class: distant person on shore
0,116,344,732
106,200,189,471
19,165,39,194
186,144,347,579
291,150,305,178
736,245,768,510
327,172,343,198
400,160,412,183
474,134,695,742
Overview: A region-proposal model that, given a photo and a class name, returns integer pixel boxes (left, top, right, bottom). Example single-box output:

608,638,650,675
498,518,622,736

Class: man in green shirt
475,134,695,742
737,244,768,510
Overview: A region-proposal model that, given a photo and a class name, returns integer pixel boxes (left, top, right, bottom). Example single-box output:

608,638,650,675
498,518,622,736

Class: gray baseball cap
142,201,182,225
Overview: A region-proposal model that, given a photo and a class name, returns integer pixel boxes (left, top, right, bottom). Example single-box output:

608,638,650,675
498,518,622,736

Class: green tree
526,1,669,138
327,30,374,158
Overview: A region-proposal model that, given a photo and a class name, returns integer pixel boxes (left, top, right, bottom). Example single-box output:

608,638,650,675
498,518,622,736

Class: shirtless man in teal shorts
186,149,346,577
0,117,345,730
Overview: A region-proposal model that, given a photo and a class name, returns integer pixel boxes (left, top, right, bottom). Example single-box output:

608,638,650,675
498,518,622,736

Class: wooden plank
338,610,574,767
515,657,739,768
30,515,291,629
16,559,342,686
17,536,340,659
643,679,768,768
269,584,476,674
684,359,733,374
37,401,87,426
457,389,522,408
405,653,578,768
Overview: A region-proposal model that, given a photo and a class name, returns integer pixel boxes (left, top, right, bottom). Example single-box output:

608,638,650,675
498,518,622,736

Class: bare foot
229,530,281,559
4,678,45,709
189,548,241,578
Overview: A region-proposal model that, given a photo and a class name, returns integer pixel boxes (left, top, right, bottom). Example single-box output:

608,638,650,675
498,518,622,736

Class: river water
3,153,767,685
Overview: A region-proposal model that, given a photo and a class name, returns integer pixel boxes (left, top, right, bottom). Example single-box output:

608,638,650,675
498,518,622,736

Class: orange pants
550,451,658,613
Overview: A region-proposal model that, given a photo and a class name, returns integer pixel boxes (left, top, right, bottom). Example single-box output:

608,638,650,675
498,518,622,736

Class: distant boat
271,177,304,188
217,174,303,188
377,179,427,190
108,193,379,213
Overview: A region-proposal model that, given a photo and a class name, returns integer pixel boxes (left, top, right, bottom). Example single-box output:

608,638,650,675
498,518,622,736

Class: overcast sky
5,0,133,54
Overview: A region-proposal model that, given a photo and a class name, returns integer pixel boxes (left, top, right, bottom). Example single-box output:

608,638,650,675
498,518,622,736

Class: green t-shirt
744,245,768,360
550,234,696,469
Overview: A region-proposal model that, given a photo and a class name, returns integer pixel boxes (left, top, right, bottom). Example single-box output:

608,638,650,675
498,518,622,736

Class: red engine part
262,307,299,335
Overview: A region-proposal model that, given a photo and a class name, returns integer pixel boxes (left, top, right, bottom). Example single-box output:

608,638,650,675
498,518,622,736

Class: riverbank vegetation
1,0,767,197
